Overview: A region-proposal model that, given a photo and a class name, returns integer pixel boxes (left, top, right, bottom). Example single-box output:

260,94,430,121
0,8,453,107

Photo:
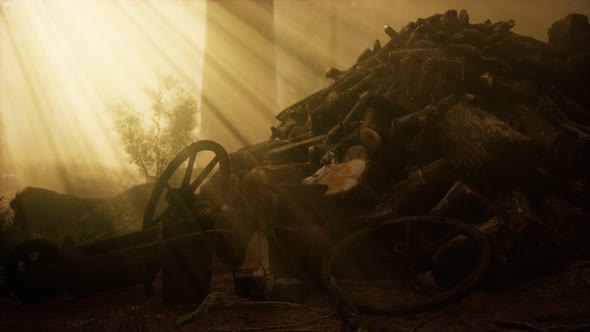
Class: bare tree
110,76,199,182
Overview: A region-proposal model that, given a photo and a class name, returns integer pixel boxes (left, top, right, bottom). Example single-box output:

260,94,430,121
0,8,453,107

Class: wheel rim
143,140,231,230
323,216,491,315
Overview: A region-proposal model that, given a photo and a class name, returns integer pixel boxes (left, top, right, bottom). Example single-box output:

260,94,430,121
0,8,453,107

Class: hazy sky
1,0,589,186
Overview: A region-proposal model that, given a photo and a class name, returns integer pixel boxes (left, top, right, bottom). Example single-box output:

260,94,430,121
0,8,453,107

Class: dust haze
1,0,588,196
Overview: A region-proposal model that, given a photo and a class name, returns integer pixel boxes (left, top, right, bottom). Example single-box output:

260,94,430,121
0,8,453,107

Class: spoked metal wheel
323,216,491,315
143,140,231,229
4,239,64,302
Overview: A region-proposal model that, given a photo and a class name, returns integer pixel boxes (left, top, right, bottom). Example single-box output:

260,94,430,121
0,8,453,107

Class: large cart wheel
4,239,64,302
323,216,490,315
143,140,231,229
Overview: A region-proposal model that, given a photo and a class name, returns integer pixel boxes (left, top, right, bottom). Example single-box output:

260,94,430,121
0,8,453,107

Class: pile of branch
235,10,590,283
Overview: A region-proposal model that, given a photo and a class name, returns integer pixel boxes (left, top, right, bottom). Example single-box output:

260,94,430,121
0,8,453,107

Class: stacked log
237,10,590,283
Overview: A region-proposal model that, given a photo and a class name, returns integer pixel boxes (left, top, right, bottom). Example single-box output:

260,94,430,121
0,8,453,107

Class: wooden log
478,73,539,103
357,48,373,63
344,145,369,162
396,55,463,110
325,67,343,80
387,48,445,66
412,39,443,49
490,191,552,278
469,20,493,33
359,126,382,151
275,87,330,122
495,191,543,233
366,93,408,122
548,13,590,55
311,66,386,133
359,105,386,153
229,150,260,172
456,28,488,44
342,91,373,124
390,158,458,216
440,9,459,30
387,95,457,168
384,24,397,39
239,139,289,162
446,43,482,57
331,124,362,162
302,159,369,202
287,125,311,141
373,39,382,53
308,144,330,165
458,9,469,26
431,182,493,224
405,25,426,48
271,118,299,140
260,163,319,185
267,135,326,164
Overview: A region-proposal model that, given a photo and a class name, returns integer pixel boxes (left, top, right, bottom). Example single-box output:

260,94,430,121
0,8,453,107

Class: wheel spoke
143,140,231,229
181,153,197,188
189,156,219,191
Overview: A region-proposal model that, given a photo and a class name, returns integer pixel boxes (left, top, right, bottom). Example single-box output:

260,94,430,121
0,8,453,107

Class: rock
548,13,590,54
77,183,155,239
10,187,102,242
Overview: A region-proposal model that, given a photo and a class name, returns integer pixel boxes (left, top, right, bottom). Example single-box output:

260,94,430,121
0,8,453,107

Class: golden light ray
2,0,587,195
0,0,206,194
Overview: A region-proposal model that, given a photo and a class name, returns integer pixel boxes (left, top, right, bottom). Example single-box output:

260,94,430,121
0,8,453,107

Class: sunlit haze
1,0,588,195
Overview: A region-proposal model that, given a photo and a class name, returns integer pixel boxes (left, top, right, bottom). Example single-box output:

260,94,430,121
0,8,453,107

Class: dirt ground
0,260,589,332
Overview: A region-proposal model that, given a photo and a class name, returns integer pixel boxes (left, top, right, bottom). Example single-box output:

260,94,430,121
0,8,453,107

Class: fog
1,0,589,196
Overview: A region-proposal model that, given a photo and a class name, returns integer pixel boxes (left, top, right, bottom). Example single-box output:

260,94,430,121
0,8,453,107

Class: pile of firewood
235,10,590,283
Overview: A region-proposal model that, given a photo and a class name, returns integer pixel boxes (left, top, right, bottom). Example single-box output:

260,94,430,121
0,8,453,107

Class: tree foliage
110,76,199,182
